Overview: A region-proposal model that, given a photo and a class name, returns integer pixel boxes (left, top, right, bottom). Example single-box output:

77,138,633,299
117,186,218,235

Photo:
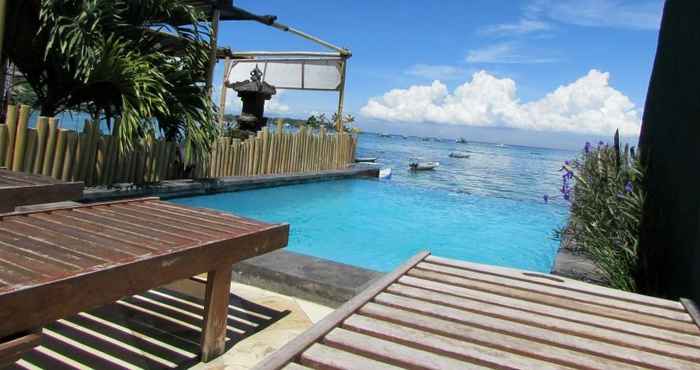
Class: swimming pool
173,177,566,273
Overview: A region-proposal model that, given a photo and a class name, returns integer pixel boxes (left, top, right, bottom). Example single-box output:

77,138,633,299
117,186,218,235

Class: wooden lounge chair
255,251,700,369
0,197,288,365
0,168,83,213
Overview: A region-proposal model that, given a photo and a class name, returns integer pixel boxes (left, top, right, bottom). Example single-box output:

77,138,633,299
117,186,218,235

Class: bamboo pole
84,121,101,185
61,132,77,181
51,129,68,179
4,104,17,168
33,117,48,174
41,117,58,176
11,105,30,172
22,129,37,173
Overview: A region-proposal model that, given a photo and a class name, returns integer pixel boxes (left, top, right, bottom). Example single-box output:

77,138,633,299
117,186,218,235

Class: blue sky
214,0,663,149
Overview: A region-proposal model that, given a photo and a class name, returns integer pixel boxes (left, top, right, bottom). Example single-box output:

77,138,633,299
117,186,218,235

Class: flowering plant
553,132,645,291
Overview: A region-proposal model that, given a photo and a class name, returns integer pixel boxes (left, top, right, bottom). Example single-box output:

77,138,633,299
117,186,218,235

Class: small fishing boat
379,168,392,179
456,137,467,144
409,160,439,171
379,133,391,137
449,151,470,158
355,157,377,163
421,137,431,141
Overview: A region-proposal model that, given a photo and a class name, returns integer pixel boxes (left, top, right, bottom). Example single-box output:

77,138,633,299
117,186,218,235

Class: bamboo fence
0,105,357,187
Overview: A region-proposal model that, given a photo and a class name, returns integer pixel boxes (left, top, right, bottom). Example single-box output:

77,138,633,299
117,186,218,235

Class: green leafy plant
557,133,645,291
6,0,218,165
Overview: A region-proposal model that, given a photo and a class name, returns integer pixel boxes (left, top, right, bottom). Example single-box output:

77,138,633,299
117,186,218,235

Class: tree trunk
637,0,700,301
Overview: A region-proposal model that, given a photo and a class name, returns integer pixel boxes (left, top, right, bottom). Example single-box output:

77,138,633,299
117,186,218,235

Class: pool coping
80,164,380,202
231,250,384,308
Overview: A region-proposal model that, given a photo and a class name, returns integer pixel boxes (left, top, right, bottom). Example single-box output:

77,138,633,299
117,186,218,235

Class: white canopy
227,53,345,91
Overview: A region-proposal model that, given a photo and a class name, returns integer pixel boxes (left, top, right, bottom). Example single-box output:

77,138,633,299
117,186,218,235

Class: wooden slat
417,261,691,320
28,214,163,253
0,331,42,368
379,288,700,366
426,255,685,311
129,202,251,233
108,204,235,236
357,303,640,370
150,200,264,228
397,275,700,349
300,343,402,370
43,211,175,250
407,267,697,332
342,315,572,370
0,228,107,269
323,328,483,369
252,251,430,370
71,208,196,245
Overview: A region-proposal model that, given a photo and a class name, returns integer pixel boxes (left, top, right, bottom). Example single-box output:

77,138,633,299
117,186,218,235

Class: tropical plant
5,0,218,164
555,132,645,291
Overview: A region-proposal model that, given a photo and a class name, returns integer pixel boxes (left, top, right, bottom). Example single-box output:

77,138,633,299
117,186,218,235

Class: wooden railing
0,105,357,187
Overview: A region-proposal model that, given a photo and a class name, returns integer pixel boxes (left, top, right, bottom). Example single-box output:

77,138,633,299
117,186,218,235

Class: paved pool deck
81,164,380,203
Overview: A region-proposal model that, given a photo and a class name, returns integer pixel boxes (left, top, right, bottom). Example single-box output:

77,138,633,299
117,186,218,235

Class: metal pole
336,57,347,132
206,5,221,97
218,57,231,127
270,22,351,57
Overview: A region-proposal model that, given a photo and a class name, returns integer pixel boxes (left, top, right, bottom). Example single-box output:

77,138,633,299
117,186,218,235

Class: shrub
556,133,645,291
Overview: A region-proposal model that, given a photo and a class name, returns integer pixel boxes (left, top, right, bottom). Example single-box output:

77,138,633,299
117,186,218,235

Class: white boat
409,161,439,171
449,151,470,159
355,157,377,163
379,168,392,179
456,137,467,144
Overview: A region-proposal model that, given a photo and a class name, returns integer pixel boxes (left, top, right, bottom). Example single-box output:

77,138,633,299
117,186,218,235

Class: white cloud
405,64,469,81
479,19,552,36
360,69,641,136
527,0,663,30
466,43,559,64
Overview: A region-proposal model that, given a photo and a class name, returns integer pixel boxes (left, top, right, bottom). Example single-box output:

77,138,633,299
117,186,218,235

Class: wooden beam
200,265,233,362
335,58,347,132
205,6,221,97
218,57,232,126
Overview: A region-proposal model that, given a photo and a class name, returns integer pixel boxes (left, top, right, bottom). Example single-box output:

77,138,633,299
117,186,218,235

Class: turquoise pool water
173,133,572,273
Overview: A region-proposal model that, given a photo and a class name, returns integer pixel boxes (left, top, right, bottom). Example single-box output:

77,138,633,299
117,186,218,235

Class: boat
409,161,439,171
379,133,391,137
456,137,467,144
401,135,408,139
379,168,392,179
421,137,430,141
449,151,470,158
355,157,377,163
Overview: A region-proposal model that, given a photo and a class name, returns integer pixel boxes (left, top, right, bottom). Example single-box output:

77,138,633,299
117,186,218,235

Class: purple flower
543,195,549,203
584,142,591,154
625,181,633,193
564,160,571,166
